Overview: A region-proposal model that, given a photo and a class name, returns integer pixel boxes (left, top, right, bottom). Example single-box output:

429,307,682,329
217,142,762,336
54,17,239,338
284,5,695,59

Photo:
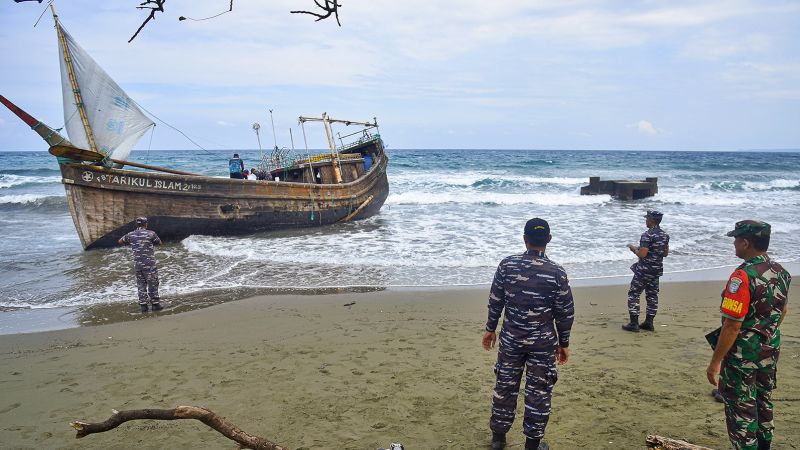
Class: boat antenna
289,128,295,151
269,109,278,151
252,122,262,162
300,119,314,182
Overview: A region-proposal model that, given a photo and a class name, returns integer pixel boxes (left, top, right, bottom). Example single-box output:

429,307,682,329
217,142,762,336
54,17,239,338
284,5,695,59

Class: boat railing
337,131,380,153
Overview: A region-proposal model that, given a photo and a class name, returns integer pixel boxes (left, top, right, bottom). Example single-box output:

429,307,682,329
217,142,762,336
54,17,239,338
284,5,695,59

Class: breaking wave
0,194,68,211
0,174,62,189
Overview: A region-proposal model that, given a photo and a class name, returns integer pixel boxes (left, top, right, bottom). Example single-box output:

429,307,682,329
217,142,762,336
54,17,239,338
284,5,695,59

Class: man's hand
556,346,569,365
482,331,497,351
706,360,721,386
627,244,636,252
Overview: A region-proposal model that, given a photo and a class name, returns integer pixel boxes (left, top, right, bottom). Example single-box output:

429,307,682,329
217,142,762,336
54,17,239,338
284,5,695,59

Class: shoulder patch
728,277,743,294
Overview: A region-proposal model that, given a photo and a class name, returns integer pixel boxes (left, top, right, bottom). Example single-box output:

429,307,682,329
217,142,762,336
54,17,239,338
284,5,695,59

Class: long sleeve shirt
486,249,575,350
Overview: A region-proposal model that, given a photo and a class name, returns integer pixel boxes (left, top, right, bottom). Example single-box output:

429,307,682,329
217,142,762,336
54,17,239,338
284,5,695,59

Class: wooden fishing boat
1,7,389,250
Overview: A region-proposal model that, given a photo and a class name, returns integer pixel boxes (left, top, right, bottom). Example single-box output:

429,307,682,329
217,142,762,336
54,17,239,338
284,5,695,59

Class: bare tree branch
70,405,289,450
129,0,165,43
291,0,342,26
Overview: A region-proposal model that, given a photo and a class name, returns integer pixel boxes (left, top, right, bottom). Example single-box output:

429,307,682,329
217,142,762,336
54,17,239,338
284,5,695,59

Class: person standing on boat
118,217,163,313
706,220,790,450
623,210,669,332
482,218,574,450
229,153,245,179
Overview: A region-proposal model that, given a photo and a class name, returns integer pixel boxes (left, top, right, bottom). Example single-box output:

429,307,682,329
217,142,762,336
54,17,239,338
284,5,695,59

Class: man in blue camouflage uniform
118,217,163,313
623,210,670,332
482,218,574,450
706,220,791,450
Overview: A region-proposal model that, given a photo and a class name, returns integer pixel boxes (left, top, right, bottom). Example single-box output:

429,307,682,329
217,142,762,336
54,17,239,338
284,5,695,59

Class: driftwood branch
646,435,714,450
70,405,289,450
291,0,342,26
129,0,165,43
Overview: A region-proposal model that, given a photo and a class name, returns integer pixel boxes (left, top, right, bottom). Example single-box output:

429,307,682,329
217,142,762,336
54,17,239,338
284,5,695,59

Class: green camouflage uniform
718,254,790,450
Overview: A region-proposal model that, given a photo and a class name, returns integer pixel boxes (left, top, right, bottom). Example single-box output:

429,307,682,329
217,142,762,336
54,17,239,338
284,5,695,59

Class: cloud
631,120,663,136
216,120,237,127
0,117,5,128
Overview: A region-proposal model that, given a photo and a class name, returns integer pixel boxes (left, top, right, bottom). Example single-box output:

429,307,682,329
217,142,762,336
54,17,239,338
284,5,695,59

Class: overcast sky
1,0,798,151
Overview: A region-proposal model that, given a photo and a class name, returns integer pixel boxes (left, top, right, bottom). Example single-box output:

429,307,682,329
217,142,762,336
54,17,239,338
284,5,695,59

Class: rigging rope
145,124,156,165
131,99,228,158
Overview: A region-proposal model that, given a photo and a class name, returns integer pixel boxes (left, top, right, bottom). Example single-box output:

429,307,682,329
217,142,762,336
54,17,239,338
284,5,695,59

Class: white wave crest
386,191,609,206
0,194,58,204
391,172,587,186
0,174,62,189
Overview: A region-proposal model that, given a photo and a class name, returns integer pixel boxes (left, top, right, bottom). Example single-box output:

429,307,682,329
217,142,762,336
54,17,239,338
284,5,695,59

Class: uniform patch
728,277,743,294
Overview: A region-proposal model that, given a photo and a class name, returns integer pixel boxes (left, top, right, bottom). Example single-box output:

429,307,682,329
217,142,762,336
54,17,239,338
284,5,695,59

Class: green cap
726,220,771,238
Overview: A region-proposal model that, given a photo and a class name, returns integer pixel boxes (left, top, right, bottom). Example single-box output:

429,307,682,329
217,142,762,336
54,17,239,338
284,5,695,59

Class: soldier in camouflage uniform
706,220,791,450
482,218,574,450
118,217,163,313
623,210,670,332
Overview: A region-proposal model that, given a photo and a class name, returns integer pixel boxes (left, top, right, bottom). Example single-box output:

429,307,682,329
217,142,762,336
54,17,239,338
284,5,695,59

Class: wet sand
0,281,797,449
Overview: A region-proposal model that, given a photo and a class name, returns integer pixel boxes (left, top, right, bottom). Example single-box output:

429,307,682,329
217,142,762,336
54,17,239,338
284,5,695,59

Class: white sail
57,24,154,162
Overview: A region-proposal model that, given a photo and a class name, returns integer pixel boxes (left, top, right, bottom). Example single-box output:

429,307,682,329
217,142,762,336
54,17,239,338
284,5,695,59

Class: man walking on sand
482,218,574,450
118,217,163,313
706,220,790,450
623,210,669,332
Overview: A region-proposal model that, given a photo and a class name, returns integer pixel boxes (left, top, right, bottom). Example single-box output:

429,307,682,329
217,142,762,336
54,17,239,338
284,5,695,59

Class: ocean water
1,149,799,310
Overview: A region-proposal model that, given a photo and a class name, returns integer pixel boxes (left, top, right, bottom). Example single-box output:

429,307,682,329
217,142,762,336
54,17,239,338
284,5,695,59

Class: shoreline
5,263,795,337
0,279,796,449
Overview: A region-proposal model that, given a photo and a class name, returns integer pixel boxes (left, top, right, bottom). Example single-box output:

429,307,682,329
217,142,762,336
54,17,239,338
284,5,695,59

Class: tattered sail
56,23,153,162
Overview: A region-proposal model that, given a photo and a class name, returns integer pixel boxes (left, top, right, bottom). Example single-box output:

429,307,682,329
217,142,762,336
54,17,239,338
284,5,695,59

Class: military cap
135,216,148,225
644,210,663,219
726,220,771,238
524,218,550,237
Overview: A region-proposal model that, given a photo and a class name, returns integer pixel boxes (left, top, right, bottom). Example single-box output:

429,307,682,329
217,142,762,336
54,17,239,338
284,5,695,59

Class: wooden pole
322,113,342,183
48,145,200,176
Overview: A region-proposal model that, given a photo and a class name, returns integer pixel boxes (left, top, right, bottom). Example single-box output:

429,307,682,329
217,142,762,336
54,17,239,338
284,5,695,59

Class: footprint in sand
0,403,21,414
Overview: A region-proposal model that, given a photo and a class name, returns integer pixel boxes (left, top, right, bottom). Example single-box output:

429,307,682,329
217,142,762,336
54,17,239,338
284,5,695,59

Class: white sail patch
57,24,154,162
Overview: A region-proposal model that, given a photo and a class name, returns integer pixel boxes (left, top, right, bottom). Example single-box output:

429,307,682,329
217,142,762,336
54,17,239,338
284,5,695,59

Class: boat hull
59,153,389,249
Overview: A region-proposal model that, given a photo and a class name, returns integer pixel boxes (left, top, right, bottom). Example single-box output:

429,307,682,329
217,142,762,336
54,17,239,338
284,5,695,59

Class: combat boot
152,303,163,312
491,432,506,450
640,314,655,331
525,437,549,450
622,314,640,332
140,304,149,313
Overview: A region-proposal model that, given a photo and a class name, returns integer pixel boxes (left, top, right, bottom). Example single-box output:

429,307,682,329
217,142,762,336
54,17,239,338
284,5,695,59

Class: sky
1,0,799,151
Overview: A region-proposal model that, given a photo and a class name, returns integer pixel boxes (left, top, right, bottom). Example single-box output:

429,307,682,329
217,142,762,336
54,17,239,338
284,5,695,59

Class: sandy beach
0,281,797,450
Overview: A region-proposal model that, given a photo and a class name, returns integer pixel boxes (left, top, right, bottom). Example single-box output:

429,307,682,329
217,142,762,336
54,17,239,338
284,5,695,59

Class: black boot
151,302,163,312
491,432,506,450
140,304,149,313
640,314,655,331
622,313,640,332
758,437,771,450
525,437,549,450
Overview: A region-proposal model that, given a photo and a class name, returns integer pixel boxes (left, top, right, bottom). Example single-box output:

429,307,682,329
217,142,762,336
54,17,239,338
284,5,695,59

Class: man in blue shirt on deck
482,218,575,450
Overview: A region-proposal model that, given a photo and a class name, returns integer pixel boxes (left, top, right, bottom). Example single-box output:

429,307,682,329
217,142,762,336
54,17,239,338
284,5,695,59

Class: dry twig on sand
646,434,714,450
70,405,289,450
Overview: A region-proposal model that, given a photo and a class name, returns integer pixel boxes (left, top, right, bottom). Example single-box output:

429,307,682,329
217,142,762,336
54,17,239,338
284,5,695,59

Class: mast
321,113,343,183
51,4,99,154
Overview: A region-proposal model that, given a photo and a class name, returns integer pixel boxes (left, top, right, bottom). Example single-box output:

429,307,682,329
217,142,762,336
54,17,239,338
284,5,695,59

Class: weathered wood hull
59,151,389,250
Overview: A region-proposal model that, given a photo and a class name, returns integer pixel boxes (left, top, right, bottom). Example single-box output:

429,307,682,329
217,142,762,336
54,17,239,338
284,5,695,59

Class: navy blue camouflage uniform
486,250,575,440
627,226,669,317
121,228,162,307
